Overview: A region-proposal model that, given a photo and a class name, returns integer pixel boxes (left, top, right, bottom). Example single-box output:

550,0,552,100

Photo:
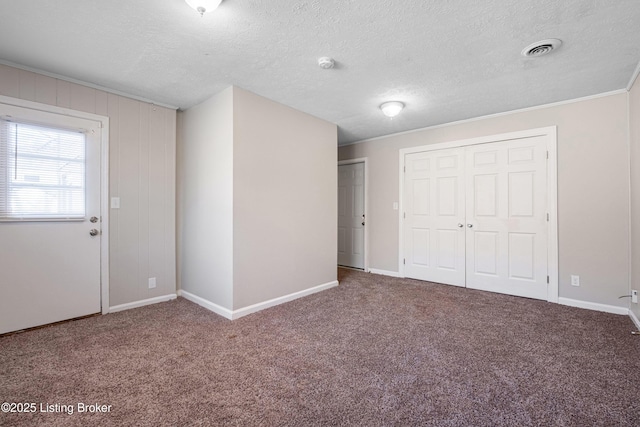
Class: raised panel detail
338,187,347,216
474,151,497,166
474,231,498,275
352,228,364,255
412,158,429,172
508,146,535,164
338,227,346,253
509,172,535,217
412,228,429,266
413,179,430,215
474,174,497,217
353,184,364,217
509,233,535,280
437,176,457,216
436,230,457,270
437,155,457,170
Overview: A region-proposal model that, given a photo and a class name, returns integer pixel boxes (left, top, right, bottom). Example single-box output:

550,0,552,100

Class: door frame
398,126,558,303
338,158,369,271
0,95,110,314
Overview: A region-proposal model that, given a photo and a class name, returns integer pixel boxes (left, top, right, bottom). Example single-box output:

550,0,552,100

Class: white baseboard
109,294,177,313
178,280,339,320
368,268,402,278
231,280,339,320
558,297,629,315
177,290,233,320
630,309,640,330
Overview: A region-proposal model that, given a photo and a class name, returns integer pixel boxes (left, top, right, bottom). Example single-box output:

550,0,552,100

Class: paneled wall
0,64,177,307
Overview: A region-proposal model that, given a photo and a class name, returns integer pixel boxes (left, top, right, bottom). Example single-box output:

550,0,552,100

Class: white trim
338,158,369,271
0,95,111,315
109,294,177,313
630,309,640,330
179,281,339,320
178,290,234,320
398,126,559,303
626,60,640,92
231,281,339,320
342,90,626,147
0,60,178,110
368,268,402,278
558,297,629,316
100,116,110,314
546,127,559,303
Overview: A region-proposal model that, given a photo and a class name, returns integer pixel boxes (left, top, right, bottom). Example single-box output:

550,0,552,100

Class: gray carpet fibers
1,269,639,426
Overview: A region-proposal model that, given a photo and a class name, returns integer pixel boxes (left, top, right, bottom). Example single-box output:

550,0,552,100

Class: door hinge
403,258,406,265
547,275,549,284
403,212,406,219
546,151,549,159
404,165,406,173
547,213,549,221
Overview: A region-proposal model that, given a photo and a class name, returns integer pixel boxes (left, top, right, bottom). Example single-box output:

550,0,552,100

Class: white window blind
0,118,86,220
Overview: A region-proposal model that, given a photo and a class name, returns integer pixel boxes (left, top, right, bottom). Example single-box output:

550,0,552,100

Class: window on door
0,119,86,221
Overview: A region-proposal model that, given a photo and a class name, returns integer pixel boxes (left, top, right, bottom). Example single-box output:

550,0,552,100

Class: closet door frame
398,126,558,303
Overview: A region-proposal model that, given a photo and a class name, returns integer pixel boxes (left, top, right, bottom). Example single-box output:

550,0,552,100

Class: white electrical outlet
571,275,580,287
148,277,156,289
632,290,638,304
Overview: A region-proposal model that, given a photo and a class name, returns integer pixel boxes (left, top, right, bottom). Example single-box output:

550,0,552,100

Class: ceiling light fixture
380,101,404,118
318,57,335,69
185,0,222,16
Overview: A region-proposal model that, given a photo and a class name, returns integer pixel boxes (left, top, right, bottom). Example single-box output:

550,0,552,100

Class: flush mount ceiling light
521,38,563,57
318,57,335,69
185,0,222,16
380,101,404,118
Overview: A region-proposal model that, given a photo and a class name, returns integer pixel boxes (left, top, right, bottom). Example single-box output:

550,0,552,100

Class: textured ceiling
0,0,639,144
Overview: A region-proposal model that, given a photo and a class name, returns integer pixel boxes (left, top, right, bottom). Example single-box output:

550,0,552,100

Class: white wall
629,74,640,322
232,87,337,309
0,64,177,307
339,92,630,308
178,87,234,310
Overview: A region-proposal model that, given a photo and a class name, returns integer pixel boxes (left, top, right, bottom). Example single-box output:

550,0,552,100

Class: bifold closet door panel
464,136,548,300
404,148,466,287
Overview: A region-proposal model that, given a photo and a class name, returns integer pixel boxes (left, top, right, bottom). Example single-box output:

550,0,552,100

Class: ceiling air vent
521,39,562,57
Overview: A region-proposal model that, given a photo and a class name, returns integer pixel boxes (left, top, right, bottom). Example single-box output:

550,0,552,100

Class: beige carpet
1,268,639,426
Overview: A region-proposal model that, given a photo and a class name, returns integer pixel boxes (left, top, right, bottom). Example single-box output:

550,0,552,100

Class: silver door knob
90,216,99,223
457,223,463,228
467,224,473,228
89,229,99,236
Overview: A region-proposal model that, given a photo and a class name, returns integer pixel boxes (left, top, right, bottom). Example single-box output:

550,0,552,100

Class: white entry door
403,135,549,300
338,162,365,269
0,103,102,334
404,148,466,286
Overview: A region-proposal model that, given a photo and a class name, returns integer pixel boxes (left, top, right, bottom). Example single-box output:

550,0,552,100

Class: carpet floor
1,269,639,426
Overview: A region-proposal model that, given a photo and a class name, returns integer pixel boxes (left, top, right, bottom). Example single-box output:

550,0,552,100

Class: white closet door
465,136,548,299
338,162,365,269
404,148,466,286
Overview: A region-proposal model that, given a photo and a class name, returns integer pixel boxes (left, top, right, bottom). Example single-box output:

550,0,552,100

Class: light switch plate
111,197,120,209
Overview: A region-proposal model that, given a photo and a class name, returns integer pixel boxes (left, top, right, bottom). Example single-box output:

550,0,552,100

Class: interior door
0,103,102,334
338,162,365,269
404,148,466,286
465,136,548,299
